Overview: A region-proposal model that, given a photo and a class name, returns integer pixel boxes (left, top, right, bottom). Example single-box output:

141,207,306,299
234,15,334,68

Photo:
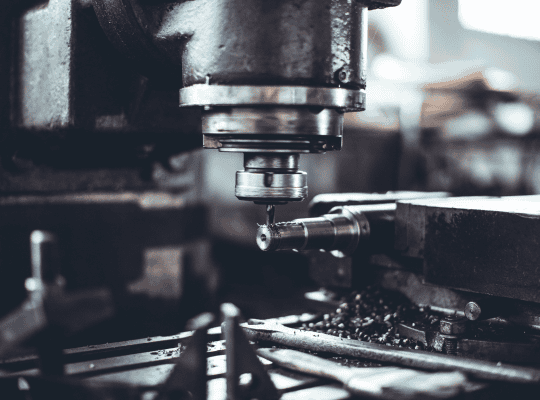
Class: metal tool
258,348,472,399
241,320,540,385
266,204,276,226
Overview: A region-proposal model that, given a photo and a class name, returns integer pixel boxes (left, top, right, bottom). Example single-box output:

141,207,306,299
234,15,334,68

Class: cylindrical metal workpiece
256,203,396,256
257,223,306,252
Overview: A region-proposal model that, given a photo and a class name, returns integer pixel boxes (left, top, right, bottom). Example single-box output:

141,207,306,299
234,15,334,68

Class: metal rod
242,322,540,385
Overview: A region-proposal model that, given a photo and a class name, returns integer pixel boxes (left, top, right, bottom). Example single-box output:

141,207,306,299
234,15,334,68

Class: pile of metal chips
300,286,438,351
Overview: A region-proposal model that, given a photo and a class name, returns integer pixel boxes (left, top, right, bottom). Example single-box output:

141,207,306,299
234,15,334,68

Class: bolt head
440,316,467,335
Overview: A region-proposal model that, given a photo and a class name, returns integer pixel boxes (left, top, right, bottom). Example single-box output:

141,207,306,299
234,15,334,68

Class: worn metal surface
18,0,73,129
96,0,396,208
185,0,366,89
13,0,195,133
90,0,403,89
242,320,540,384
0,1,203,195
396,196,540,303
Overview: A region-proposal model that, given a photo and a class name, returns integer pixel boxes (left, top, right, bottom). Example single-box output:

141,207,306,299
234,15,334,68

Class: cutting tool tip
266,204,276,226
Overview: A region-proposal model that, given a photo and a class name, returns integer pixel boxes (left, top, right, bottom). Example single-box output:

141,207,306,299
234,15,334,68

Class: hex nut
439,316,467,335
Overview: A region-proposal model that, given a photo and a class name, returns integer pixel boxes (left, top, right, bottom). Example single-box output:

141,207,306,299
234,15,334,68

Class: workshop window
458,0,540,42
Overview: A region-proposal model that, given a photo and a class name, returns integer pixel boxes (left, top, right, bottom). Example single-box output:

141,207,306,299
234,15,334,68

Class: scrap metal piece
221,304,279,400
241,320,540,385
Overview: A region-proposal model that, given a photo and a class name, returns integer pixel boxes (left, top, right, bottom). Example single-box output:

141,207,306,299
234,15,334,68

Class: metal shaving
300,286,440,351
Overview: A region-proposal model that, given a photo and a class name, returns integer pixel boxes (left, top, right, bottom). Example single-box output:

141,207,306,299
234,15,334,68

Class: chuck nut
439,316,467,335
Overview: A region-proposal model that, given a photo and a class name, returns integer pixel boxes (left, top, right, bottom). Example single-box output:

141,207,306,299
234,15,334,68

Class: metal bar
242,322,540,385
0,315,314,371
0,328,222,372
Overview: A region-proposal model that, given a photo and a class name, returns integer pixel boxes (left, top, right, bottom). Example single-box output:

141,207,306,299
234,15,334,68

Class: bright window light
458,0,540,41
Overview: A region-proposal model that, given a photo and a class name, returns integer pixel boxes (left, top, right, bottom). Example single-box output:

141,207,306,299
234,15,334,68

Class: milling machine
3,1,540,398
3,1,481,400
